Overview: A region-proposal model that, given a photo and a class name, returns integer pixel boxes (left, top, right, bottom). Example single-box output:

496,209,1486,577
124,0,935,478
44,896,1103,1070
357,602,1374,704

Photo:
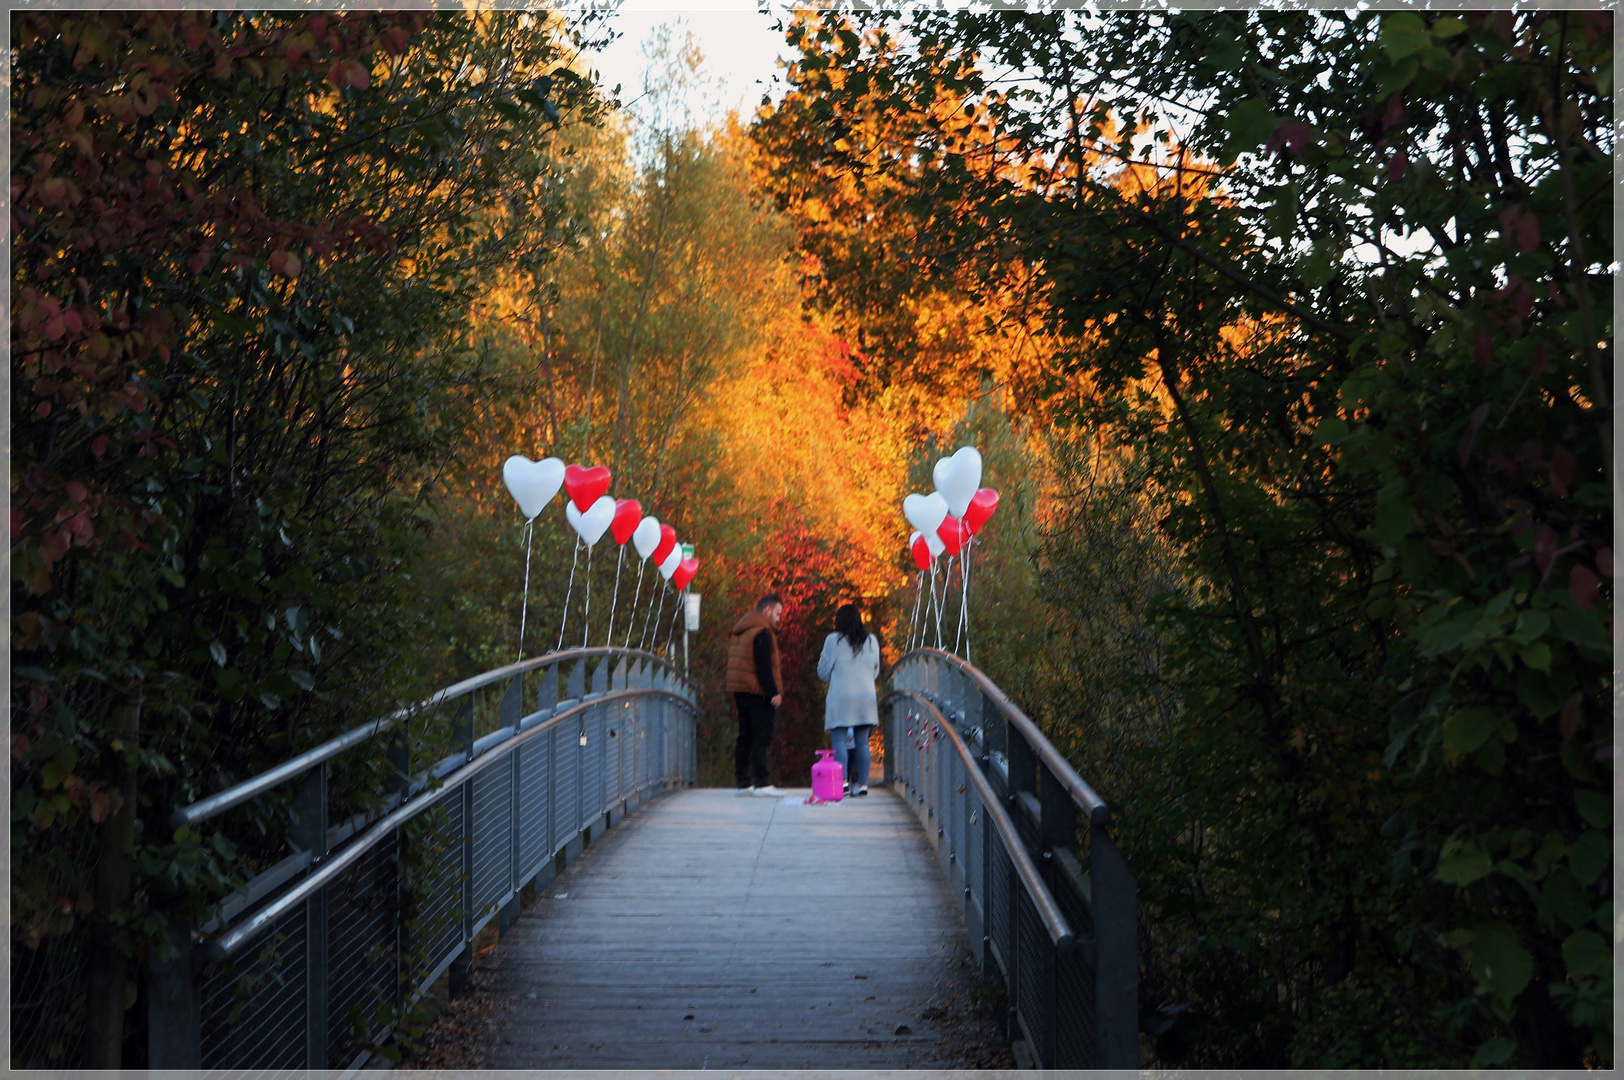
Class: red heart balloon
910,533,933,572
672,557,699,591
963,488,1000,535
563,464,611,513
938,514,967,557
610,499,642,545
651,523,678,565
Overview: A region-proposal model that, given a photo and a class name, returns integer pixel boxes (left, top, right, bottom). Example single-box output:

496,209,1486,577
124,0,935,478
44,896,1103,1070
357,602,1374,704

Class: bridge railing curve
149,646,698,1070
885,647,1137,1070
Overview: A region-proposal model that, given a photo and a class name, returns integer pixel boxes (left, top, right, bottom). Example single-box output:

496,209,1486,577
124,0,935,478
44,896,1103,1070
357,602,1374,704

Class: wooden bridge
147,647,1136,1070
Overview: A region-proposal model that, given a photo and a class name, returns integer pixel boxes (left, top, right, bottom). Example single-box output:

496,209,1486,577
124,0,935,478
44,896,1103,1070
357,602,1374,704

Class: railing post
147,918,201,1068
1092,819,1138,1068
1039,762,1078,856
538,662,558,713
291,762,329,1070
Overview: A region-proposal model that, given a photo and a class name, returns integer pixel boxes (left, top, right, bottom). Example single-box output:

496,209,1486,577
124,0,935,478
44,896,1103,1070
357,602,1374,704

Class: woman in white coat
816,603,881,796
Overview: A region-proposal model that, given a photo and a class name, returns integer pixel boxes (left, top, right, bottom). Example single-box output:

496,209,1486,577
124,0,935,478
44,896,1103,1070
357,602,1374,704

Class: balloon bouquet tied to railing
501,454,700,663
902,444,999,662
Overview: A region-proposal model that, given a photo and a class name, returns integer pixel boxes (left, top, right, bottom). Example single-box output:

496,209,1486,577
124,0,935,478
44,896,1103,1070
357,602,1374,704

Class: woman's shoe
854,786,869,797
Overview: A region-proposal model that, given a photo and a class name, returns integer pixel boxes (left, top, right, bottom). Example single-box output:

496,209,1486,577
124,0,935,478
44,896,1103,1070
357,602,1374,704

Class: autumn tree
756,8,1612,1067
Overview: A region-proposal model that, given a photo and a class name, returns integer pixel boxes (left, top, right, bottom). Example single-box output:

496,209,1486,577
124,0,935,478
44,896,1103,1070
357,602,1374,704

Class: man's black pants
734,692,775,789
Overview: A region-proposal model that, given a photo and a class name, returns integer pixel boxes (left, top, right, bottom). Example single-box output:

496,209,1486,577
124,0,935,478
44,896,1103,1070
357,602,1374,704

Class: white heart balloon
631,516,662,560
903,491,949,539
932,446,983,518
502,455,565,521
657,546,682,580
924,530,946,558
565,495,615,548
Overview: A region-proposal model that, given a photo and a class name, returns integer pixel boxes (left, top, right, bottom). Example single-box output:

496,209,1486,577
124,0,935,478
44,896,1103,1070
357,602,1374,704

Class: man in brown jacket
726,593,784,794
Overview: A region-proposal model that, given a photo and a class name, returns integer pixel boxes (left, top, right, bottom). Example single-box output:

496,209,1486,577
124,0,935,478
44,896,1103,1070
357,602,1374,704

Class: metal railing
885,647,1137,1069
148,647,697,1070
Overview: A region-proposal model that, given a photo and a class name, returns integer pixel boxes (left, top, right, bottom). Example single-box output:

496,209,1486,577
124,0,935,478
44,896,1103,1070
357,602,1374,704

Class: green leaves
1468,922,1534,1004
1378,13,1431,61
1435,838,1492,885
1218,98,1276,164
1441,707,1498,760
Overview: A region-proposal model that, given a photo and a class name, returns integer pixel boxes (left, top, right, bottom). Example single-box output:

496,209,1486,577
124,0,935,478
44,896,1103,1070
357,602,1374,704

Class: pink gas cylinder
811,748,844,801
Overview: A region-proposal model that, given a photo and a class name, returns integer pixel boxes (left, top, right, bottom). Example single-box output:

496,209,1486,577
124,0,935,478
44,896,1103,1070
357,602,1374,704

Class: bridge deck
428,787,1007,1069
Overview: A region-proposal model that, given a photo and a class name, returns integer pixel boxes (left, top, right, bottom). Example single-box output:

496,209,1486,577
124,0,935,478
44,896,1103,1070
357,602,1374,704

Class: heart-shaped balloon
909,531,933,572
657,545,682,580
563,464,612,513
938,514,967,557
903,492,949,539
565,494,615,547
963,488,1000,535
932,446,983,518
631,516,662,560
672,557,699,591
502,455,565,521
610,499,642,545
651,523,678,566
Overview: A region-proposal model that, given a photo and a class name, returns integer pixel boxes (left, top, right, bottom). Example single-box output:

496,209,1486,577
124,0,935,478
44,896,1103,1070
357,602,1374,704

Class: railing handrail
207,685,697,961
898,647,1111,824
172,645,684,829
886,688,1075,953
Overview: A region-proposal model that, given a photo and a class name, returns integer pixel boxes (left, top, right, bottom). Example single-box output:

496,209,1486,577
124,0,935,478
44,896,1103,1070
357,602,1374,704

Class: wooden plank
443,788,1002,1069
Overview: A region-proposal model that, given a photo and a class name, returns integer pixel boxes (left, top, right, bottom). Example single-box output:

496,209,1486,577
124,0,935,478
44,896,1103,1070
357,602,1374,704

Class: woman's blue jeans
829,725,872,790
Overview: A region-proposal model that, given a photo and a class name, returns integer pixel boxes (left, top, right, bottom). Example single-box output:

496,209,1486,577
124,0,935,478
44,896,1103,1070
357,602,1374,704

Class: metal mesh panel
326,835,399,1066
950,754,964,862
1046,857,1096,1067
987,839,1012,974
1055,927,1096,1066
605,708,624,805
470,765,512,915
516,738,550,880
653,708,666,783
580,709,602,831
199,907,307,1069
406,801,464,994
10,928,85,1069
552,725,578,851
1015,886,1048,1061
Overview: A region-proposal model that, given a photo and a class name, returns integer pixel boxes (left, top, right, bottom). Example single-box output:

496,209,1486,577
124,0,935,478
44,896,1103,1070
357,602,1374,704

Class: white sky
588,4,794,124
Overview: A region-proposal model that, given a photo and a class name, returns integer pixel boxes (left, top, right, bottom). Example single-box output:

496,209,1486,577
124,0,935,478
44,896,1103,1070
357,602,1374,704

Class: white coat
816,632,881,731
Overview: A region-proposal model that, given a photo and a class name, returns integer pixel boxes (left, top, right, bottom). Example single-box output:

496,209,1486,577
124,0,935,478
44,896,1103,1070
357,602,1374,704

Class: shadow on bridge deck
407,787,1013,1069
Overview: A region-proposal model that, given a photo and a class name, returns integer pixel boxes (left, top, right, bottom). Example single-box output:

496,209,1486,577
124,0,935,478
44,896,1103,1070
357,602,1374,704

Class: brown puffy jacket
725,609,782,697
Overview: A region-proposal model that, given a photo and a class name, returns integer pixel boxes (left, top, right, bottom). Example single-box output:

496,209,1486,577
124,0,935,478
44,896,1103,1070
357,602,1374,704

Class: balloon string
907,570,924,652
931,561,944,650
954,542,967,662
606,543,626,646
623,556,646,650
954,543,969,658
581,543,595,648
664,593,684,656
636,581,656,649
517,520,535,662
557,535,581,652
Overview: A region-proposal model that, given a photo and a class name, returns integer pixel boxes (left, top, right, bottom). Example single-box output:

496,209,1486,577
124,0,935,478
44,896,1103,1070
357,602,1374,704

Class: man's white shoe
754,785,785,797
736,786,756,796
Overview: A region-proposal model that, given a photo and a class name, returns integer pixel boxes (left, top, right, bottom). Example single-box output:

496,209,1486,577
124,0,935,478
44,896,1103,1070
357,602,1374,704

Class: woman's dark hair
835,603,868,654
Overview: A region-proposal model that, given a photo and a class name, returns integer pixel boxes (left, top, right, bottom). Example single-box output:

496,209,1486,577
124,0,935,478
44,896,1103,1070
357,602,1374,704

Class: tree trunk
81,698,140,1069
